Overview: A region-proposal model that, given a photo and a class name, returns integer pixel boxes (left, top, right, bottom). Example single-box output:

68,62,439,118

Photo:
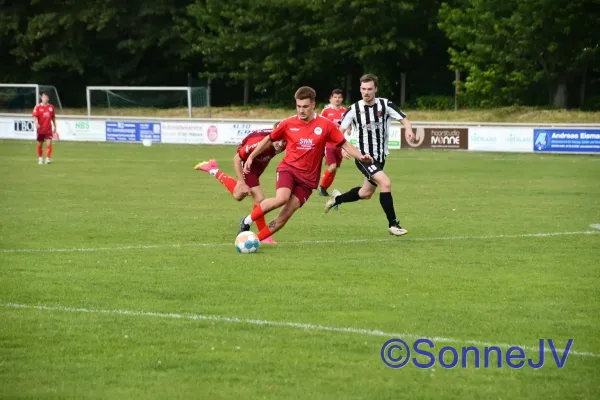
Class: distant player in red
194,123,286,244
238,86,373,241
318,89,348,196
32,92,57,164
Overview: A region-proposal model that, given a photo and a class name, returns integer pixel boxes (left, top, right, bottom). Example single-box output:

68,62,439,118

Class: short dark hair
272,120,280,128
360,74,378,88
295,86,316,102
40,92,49,97
330,89,343,97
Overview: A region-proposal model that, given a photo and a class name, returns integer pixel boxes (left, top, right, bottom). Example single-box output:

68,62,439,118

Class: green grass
1,140,599,399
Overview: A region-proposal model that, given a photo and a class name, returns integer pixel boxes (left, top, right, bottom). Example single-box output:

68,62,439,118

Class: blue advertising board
106,121,161,142
533,129,600,153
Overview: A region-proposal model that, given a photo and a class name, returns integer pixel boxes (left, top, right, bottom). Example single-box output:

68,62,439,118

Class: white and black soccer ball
235,231,260,253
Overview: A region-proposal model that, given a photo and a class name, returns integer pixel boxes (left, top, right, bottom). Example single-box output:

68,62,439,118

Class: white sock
209,168,219,176
244,215,253,225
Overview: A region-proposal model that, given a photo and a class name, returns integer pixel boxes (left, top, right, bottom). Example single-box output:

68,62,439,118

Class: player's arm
341,141,373,163
32,107,39,129
341,127,352,159
329,120,373,163
243,135,272,174
339,106,355,132
233,153,246,181
52,114,57,133
388,100,415,141
233,152,251,195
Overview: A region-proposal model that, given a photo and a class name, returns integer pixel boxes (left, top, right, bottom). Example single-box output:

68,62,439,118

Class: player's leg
195,159,239,196
44,137,53,164
36,137,44,164
366,168,408,236
249,184,276,243
318,148,341,196
324,159,378,212
255,195,301,240
255,183,311,241
239,179,292,233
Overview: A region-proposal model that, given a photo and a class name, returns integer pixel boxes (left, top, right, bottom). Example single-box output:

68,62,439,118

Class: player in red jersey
194,123,286,244
32,92,57,164
317,89,348,197
237,86,373,241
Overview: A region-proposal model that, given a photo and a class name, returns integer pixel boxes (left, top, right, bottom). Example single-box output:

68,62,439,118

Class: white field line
1,302,598,358
0,230,598,254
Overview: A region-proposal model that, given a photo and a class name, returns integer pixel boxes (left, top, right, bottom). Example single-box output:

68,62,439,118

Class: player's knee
328,164,337,173
275,191,291,205
359,187,375,199
233,193,245,201
380,181,392,192
252,195,265,204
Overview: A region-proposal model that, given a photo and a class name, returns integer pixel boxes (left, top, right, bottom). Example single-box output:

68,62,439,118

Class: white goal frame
0,83,63,109
86,86,199,118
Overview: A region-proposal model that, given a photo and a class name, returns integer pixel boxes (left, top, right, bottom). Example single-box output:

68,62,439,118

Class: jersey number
367,165,377,173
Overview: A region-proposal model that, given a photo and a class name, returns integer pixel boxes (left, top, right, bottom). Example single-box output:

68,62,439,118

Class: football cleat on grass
324,189,341,213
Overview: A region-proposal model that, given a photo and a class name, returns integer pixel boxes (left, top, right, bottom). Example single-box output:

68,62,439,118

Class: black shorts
355,159,385,186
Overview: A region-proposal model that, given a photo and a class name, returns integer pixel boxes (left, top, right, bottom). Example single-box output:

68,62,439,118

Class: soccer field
1,139,599,399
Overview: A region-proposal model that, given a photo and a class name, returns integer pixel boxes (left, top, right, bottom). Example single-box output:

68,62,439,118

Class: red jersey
270,114,346,188
237,129,278,173
32,103,56,134
320,105,347,148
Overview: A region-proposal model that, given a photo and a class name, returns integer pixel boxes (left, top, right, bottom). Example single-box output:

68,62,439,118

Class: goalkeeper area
86,86,210,118
0,84,63,113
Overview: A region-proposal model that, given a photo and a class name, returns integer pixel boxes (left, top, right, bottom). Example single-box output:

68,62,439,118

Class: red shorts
242,164,266,188
37,132,52,141
244,171,261,188
275,169,313,208
325,146,343,167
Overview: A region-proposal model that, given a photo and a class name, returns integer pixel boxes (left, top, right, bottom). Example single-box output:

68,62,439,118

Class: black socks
379,192,397,226
335,186,362,205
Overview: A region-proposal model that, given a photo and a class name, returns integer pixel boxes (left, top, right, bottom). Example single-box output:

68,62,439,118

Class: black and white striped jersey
340,98,406,163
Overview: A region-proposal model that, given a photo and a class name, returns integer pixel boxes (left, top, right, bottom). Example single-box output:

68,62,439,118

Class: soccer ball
235,231,260,253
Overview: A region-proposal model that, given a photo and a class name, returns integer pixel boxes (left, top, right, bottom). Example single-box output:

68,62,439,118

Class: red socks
250,204,265,222
37,144,43,157
257,227,273,241
320,170,336,189
46,144,52,158
253,205,267,232
215,171,236,194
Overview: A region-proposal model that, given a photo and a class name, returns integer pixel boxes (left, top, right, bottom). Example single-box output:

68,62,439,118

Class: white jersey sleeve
340,105,356,130
385,99,407,120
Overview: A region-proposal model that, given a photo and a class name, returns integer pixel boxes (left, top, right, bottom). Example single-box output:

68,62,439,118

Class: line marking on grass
1,230,598,254
1,302,598,358
590,223,600,230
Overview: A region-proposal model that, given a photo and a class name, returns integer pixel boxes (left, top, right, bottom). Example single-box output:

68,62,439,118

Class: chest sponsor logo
298,137,314,150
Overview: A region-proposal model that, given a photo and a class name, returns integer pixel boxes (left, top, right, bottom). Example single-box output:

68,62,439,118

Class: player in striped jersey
324,74,415,236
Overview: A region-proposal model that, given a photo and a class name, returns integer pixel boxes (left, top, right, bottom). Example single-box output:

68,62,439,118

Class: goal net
0,84,63,113
86,86,209,118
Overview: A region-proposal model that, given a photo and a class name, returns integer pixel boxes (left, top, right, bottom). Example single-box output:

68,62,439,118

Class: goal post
0,83,63,112
86,86,209,118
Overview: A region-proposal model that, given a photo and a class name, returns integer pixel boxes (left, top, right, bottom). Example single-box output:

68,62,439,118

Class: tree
438,0,600,108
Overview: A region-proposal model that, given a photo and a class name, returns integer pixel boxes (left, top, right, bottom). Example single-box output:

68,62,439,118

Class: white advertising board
161,121,274,145
0,117,105,141
468,127,533,152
